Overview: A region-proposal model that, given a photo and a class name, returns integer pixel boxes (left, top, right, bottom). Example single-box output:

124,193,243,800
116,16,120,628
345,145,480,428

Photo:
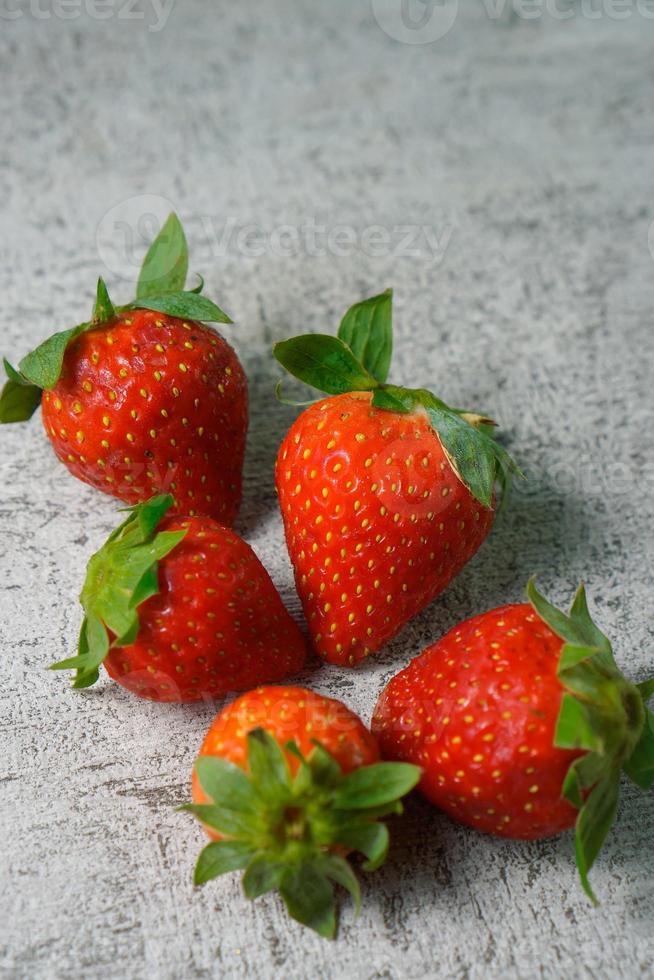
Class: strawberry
50,495,306,701
372,579,654,901
182,685,421,937
0,214,247,525
273,290,519,665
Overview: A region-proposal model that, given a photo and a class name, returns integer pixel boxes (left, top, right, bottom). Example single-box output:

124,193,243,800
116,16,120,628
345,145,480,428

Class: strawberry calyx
527,578,654,903
273,290,520,509
181,728,421,939
49,494,186,689
0,213,233,424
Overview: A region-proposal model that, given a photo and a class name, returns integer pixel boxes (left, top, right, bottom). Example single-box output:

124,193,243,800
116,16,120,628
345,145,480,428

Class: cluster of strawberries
2,215,652,939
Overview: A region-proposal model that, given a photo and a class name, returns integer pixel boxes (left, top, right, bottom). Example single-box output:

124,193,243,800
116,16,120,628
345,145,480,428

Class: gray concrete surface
1,2,654,978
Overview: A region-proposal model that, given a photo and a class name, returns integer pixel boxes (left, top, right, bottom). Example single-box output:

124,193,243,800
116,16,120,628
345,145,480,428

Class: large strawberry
50,495,306,701
182,685,421,937
372,579,654,901
0,214,247,525
274,290,519,666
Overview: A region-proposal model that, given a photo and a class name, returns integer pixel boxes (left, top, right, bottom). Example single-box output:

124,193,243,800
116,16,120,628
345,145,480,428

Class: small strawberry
182,685,421,938
1,214,247,525
273,290,519,665
372,579,654,901
50,495,306,701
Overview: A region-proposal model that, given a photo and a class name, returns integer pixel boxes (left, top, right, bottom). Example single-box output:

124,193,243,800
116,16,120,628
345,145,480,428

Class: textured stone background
1,2,653,978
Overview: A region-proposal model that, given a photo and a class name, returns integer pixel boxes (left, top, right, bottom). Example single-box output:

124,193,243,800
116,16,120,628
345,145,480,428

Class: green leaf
50,496,186,689
3,360,24,384
180,803,262,839
194,841,255,885
527,578,590,646
638,679,654,702
0,360,42,423
528,575,652,898
129,565,160,610
273,335,379,396
317,853,361,913
19,322,92,390
371,386,412,414
527,579,614,671
246,729,291,799
307,742,343,788
189,273,205,294
332,821,390,872
130,291,232,324
137,213,188,299
242,855,286,899
93,278,115,323
182,737,422,937
568,584,613,659
558,643,600,672
279,862,337,939
555,693,605,753
136,494,176,539
574,773,620,904
424,404,497,508
422,395,517,510
624,709,654,790
195,756,260,813
561,751,609,809
332,762,421,810
337,289,393,384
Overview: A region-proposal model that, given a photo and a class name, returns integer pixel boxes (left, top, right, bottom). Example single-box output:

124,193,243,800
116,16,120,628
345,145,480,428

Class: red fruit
41,309,247,525
184,686,421,938
193,686,380,794
51,496,306,702
374,602,577,837
276,392,494,665
372,579,654,901
1,212,247,525
273,290,517,665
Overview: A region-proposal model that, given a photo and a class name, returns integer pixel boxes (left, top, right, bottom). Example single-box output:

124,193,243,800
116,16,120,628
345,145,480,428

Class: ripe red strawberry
274,290,519,665
1,214,247,525
372,579,654,901
183,685,421,937
50,495,306,701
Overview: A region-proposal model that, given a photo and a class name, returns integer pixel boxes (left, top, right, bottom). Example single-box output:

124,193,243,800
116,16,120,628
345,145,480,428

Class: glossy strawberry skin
275,392,494,666
192,685,380,812
103,517,306,702
372,603,582,839
40,310,247,525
